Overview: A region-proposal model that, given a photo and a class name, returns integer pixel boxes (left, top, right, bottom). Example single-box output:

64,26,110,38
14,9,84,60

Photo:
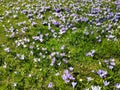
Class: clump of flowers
62,69,75,83
104,58,116,70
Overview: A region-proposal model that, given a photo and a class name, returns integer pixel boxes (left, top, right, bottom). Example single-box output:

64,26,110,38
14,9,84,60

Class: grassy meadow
0,0,120,90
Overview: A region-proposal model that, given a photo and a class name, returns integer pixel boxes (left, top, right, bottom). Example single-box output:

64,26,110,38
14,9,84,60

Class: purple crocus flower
97,69,107,78
64,7,69,11
62,69,75,83
53,21,60,26
61,27,66,31
62,74,70,83
69,75,75,80
115,13,120,19
115,1,120,5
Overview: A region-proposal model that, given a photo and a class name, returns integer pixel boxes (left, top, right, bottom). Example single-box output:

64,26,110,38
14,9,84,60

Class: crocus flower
97,69,107,78
50,57,56,66
13,83,17,87
115,13,120,19
4,48,10,52
63,58,68,63
3,63,7,68
53,21,60,26
110,61,115,66
115,1,120,5
64,7,69,11
115,83,120,89
54,8,61,12
62,69,75,83
20,55,25,60
87,77,93,82
31,22,37,26
48,82,53,88
103,80,110,86
108,65,114,70
69,67,74,71
91,85,101,90
62,74,70,83
71,82,77,88
61,45,65,50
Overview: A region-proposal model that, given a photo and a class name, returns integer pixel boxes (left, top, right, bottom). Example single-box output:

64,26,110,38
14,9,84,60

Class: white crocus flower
4,48,10,53
91,85,101,90
71,82,77,88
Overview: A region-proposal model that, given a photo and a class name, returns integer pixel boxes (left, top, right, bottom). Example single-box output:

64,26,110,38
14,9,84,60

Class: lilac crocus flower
103,80,110,86
54,8,61,12
115,83,120,89
61,45,65,50
104,60,109,64
110,61,115,66
97,69,107,78
62,74,70,83
63,58,68,63
60,52,65,57
115,1,120,5
62,69,75,83
22,10,28,15
108,65,114,70
64,7,69,11
50,57,56,66
31,22,37,26
115,13,120,19
48,82,53,88
53,21,60,26
69,67,74,71
87,77,93,82
107,35,115,39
